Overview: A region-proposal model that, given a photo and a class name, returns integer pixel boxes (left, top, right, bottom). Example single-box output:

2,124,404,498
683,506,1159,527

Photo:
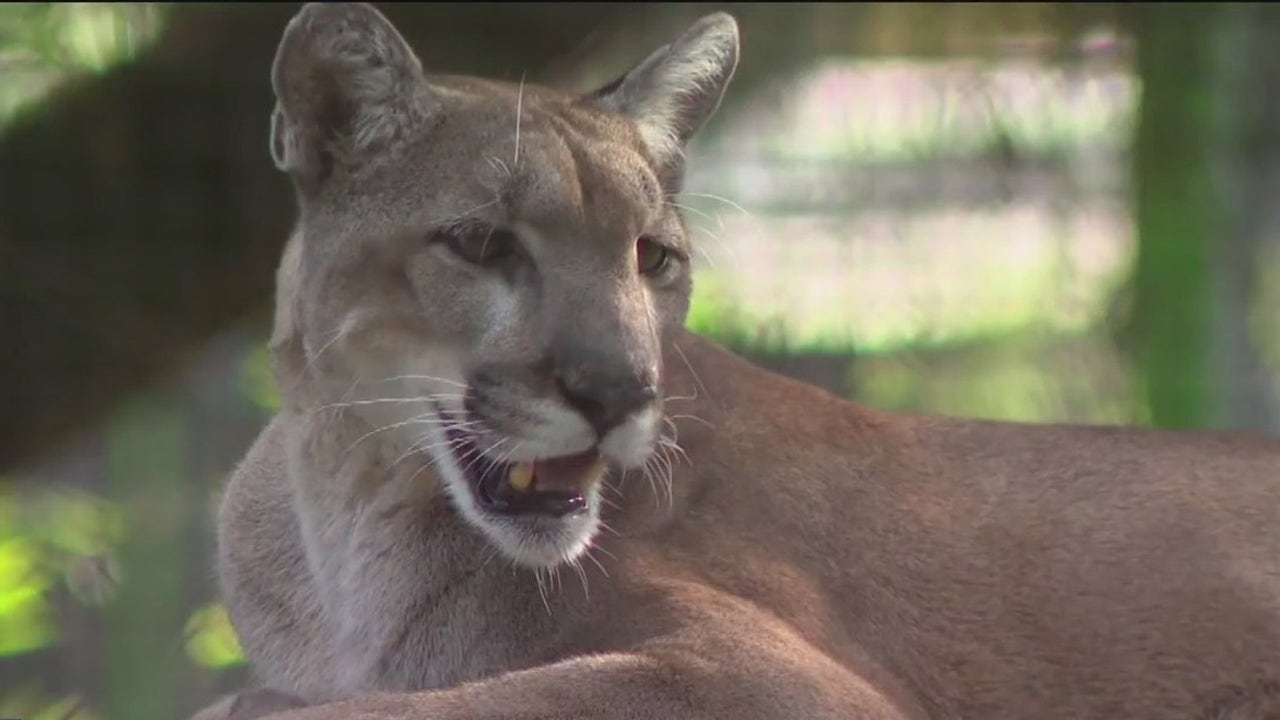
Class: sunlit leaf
0,538,55,656
240,343,280,413
184,602,246,669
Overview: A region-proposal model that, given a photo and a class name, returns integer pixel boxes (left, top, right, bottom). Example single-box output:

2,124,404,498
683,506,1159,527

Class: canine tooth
508,463,535,492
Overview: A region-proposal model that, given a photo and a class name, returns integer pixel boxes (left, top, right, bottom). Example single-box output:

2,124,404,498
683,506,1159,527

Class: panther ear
589,13,739,168
269,2,430,191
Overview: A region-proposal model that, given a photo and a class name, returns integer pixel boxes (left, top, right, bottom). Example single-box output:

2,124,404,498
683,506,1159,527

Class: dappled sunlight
687,206,1131,353
0,3,166,129
682,51,1140,422
0,536,55,656
705,55,1135,163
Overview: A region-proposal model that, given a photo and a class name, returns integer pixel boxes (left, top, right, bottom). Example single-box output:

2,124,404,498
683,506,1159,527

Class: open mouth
443,424,603,519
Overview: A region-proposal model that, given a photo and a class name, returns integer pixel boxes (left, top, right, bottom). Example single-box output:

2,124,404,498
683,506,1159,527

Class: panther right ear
269,2,429,192
589,13,740,169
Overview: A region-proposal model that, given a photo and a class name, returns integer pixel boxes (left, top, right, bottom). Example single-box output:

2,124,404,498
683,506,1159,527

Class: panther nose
555,370,658,437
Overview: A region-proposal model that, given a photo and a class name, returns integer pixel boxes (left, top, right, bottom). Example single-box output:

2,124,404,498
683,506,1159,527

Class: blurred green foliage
0,3,166,128
184,603,246,670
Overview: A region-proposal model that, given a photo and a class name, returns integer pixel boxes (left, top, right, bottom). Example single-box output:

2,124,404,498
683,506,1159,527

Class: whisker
640,460,664,512
668,413,714,431
391,434,468,468
570,558,590,599
341,414,442,457
495,439,524,468
459,445,493,479
534,565,552,616
666,200,716,224
679,191,752,218
583,547,610,578
368,376,468,386
372,374,469,389
595,525,619,543
654,447,675,511
342,409,486,459
485,155,512,179
661,415,680,441
431,198,499,226
405,456,442,485
672,341,712,404
314,392,469,417
478,543,503,573
513,73,526,166
298,328,345,380
315,397,438,412
692,243,718,269
664,392,699,404
658,440,691,468
693,226,733,265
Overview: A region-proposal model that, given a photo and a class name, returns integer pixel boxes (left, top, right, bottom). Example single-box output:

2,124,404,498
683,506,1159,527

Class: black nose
556,371,658,437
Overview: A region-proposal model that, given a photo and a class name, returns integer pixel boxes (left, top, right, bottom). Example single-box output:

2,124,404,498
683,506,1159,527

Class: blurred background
1,2,1279,719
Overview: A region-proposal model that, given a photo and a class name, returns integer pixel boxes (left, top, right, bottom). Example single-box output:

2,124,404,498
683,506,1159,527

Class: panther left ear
588,13,740,167
269,2,432,192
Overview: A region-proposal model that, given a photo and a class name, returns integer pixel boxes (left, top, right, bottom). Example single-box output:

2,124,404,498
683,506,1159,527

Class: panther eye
435,223,518,266
636,236,671,276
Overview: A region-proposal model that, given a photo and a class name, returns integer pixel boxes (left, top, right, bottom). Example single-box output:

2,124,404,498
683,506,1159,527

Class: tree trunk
1129,3,1280,431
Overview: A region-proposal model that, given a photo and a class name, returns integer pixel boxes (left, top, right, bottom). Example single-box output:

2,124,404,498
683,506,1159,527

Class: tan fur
193,4,1280,719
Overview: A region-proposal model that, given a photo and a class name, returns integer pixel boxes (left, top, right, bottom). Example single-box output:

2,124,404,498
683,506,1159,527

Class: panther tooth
507,463,535,492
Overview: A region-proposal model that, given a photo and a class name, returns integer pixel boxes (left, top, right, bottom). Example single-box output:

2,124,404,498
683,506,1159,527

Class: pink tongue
533,448,601,493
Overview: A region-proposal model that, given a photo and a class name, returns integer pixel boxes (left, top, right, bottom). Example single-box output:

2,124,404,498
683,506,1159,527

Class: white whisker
570,558,590,599
664,392,699,404
666,200,716,224
478,542,503,573
374,374,469,389
513,73,526,166
668,413,714,431
341,413,445,457
583,546,610,578
485,155,512,179
672,341,712,404
595,525,619,542
392,434,469,468
679,191,752,218
298,328,344,380
534,565,552,616
432,198,499,226
405,456,442,486
314,395,462,413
